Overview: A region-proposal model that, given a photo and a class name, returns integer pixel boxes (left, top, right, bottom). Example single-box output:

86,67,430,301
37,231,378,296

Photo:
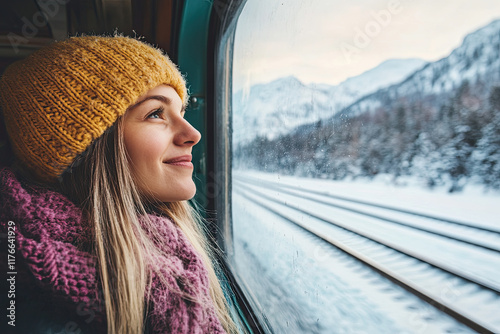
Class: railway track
234,174,500,253
233,177,500,333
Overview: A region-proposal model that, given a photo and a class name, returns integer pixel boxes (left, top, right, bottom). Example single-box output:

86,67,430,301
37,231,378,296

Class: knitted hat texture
0,36,187,182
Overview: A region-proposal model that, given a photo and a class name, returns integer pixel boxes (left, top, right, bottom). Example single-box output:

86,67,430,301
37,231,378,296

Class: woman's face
123,84,201,202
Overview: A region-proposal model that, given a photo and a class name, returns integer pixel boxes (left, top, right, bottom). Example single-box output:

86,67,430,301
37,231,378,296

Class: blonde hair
58,117,238,333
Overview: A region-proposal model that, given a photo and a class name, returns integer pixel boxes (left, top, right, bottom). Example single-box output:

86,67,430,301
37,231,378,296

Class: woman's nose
175,118,202,146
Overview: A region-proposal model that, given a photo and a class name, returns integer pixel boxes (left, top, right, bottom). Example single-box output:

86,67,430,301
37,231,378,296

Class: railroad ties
233,173,500,333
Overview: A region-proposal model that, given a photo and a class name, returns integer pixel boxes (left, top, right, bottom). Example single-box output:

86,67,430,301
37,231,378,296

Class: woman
0,36,237,333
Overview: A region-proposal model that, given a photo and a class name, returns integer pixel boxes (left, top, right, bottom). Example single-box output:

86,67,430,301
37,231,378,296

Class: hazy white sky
233,0,500,91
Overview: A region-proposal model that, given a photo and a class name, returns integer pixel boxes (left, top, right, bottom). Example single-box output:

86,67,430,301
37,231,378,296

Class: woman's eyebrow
130,95,172,109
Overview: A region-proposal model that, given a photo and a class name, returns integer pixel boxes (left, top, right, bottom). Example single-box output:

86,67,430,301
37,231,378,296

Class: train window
223,1,500,332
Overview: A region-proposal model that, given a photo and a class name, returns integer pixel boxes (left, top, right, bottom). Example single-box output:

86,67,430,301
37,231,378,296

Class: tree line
234,82,500,192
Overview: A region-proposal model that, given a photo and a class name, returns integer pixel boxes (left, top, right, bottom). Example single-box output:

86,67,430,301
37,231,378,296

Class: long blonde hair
58,116,238,333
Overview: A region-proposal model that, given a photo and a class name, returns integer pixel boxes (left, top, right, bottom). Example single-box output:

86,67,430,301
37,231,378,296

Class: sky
233,0,500,92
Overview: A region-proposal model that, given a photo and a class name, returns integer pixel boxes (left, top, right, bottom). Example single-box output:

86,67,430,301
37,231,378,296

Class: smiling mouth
164,155,193,168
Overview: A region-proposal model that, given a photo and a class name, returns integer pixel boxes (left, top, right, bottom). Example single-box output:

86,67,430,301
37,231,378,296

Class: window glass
229,1,500,333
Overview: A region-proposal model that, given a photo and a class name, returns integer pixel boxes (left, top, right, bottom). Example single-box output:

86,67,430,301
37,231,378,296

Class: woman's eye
147,108,163,119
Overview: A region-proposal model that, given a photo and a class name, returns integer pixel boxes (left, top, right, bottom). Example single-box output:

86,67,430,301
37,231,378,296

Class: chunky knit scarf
0,168,225,333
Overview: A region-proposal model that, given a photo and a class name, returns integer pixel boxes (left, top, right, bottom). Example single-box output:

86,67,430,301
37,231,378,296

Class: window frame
206,0,274,332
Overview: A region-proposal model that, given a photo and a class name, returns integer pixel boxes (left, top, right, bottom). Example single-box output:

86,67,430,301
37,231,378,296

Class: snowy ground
230,170,499,334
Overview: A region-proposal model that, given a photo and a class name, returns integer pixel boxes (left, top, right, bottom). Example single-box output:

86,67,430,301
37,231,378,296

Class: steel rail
234,187,497,333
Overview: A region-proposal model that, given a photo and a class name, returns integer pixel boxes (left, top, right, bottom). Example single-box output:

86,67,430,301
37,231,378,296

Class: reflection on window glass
229,1,500,333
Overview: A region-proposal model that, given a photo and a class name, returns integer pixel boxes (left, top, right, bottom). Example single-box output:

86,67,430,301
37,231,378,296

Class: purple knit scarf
0,168,226,333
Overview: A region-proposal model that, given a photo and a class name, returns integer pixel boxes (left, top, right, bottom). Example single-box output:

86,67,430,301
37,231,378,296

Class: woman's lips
164,155,193,168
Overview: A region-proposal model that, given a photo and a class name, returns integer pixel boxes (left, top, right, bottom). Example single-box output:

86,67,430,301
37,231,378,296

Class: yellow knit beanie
0,35,187,183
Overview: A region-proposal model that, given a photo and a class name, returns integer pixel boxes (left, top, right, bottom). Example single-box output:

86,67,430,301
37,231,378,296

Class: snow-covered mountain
233,76,325,145
343,19,500,118
234,19,500,191
233,59,427,145
326,58,427,110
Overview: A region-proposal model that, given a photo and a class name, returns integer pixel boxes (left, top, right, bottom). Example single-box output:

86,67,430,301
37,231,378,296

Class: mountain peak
339,58,427,89
268,75,304,87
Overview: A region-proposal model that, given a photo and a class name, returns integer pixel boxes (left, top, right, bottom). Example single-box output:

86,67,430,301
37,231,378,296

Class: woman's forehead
129,85,182,110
